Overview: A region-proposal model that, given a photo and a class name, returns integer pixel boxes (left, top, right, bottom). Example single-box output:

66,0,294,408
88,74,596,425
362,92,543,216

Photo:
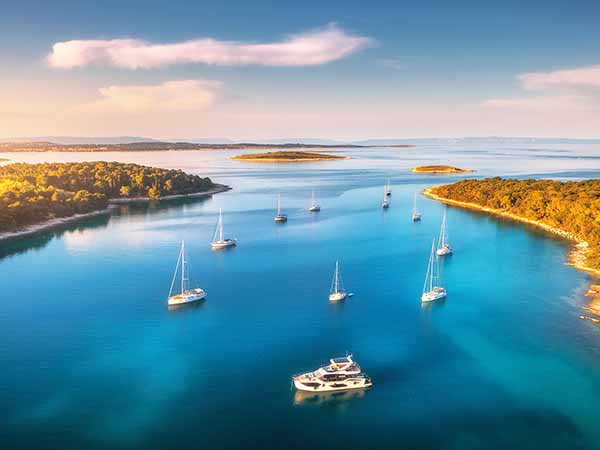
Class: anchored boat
274,194,288,223
211,208,236,249
168,241,207,306
308,190,321,212
421,238,446,303
292,354,372,393
329,260,348,302
381,186,390,209
436,210,452,256
412,193,422,221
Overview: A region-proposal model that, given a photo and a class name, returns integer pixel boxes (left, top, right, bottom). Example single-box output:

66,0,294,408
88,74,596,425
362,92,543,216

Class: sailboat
436,210,453,256
385,179,392,196
412,193,422,221
168,240,207,306
211,208,236,249
381,186,390,209
308,190,321,212
421,239,446,303
329,260,348,302
274,194,288,222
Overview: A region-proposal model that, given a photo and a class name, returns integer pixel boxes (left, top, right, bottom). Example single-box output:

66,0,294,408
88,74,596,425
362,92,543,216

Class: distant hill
0,136,159,145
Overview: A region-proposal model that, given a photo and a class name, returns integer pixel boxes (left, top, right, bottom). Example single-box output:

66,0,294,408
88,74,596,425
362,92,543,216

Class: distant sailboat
274,194,288,222
329,260,348,302
309,190,321,212
381,186,390,209
412,193,422,221
421,239,446,303
168,240,207,306
211,208,236,249
436,210,452,256
385,179,392,196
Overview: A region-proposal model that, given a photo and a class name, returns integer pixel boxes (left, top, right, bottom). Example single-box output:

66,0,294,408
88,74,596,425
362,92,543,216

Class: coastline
0,184,231,242
412,167,474,174
422,188,600,278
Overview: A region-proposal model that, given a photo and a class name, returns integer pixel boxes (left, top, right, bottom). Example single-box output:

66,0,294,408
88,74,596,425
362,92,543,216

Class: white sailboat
309,190,321,212
211,208,236,249
168,241,207,306
412,193,422,221
385,179,392,196
274,194,288,222
436,210,453,256
421,239,446,303
381,185,390,209
329,260,348,302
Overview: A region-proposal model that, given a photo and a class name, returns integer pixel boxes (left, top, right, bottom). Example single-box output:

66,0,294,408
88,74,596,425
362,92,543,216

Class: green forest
431,178,600,268
0,161,214,232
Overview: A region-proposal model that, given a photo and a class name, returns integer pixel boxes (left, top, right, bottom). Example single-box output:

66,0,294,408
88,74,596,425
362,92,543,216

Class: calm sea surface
2,144,600,450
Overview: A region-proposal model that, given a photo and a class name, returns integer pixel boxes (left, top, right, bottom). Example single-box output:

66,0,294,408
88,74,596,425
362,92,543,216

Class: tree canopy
0,161,214,232
431,178,600,268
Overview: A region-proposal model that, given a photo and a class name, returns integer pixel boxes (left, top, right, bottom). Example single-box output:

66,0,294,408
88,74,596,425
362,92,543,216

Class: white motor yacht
292,354,373,393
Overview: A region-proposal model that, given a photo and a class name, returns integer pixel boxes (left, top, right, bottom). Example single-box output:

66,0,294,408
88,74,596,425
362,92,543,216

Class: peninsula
230,150,347,162
424,177,600,275
412,165,473,174
0,161,227,239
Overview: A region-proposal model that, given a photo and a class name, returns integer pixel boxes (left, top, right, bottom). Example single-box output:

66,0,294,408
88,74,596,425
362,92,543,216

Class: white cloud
519,64,600,90
47,24,371,69
81,79,223,113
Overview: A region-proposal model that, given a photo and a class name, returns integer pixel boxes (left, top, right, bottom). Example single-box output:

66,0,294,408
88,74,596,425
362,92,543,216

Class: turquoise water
2,145,600,449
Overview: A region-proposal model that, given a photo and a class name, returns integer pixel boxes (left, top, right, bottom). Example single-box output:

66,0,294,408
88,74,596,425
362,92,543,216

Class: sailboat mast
334,261,339,293
218,208,223,242
277,194,281,215
181,240,186,294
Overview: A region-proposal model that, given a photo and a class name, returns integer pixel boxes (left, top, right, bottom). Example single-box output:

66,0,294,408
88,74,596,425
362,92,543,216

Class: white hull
421,288,446,303
294,378,372,392
382,202,389,209
436,245,452,256
329,291,347,302
168,288,207,306
309,205,321,212
412,213,422,221
211,239,236,249
274,214,288,222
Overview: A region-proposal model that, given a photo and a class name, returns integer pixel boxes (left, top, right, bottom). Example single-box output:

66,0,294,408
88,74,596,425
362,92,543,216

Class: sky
1,0,600,140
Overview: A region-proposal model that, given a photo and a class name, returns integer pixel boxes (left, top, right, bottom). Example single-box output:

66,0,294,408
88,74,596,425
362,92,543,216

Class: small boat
292,354,372,393
308,190,321,212
211,208,236,249
329,260,348,302
385,179,392,196
421,239,446,303
381,187,390,209
436,210,452,256
168,240,207,306
412,193,422,221
274,194,288,222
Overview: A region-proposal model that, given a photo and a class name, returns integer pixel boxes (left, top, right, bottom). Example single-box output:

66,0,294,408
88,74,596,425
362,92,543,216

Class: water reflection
293,388,367,406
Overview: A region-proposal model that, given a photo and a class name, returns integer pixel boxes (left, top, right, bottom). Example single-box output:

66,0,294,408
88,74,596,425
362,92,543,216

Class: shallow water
1,144,600,450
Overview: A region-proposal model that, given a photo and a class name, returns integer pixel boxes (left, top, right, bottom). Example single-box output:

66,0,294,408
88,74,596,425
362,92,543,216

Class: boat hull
211,239,236,249
274,215,288,223
421,288,446,303
412,214,422,221
168,289,207,306
293,378,372,393
382,202,389,209
309,206,321,212
436,246,452,256
329,291,347,302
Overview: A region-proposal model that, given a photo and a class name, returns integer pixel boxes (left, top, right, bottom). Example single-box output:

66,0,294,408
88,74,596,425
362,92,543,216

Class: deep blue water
1,145,600,450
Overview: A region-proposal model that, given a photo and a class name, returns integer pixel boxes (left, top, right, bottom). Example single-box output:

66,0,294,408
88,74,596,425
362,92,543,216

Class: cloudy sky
2,0,600,140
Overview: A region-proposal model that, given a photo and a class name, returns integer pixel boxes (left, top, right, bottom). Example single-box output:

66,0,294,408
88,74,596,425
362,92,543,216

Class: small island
412,165,473,174
230,150,348,162
0,161,227,239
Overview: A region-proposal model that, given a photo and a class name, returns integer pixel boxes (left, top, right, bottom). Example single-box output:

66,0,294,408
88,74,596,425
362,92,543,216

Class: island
0,161,227,239
424,178,600,317
230,150,348,162
412,165,473,174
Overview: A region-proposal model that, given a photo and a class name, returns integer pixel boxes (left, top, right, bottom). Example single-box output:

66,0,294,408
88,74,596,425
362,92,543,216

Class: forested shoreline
0,162,216,232
429,178,600,270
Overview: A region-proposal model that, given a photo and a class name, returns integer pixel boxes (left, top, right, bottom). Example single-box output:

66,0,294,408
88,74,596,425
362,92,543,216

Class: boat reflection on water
167,300,206,313
293,388,366,406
